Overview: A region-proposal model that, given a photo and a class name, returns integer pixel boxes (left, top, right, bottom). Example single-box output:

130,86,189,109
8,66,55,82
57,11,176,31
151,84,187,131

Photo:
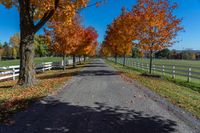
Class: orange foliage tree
101,8,136,66
46,16,98,68
75,27,98,61
132,0,183,74
101,0,183,73
100,42,112,57
0,0,89,86
46,16,84,68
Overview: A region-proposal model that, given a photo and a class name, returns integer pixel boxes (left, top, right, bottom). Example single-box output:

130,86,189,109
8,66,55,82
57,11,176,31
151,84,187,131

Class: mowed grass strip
127,58,200,67
0,62,87,124
106,60,200,119
0,57,64,67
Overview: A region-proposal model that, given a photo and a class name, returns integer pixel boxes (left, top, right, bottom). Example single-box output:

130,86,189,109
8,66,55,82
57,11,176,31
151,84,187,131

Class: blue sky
0,0,200,50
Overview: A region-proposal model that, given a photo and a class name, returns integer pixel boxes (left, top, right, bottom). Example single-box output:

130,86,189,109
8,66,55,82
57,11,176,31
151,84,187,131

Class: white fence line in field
0,57,86,81
108,58,200,82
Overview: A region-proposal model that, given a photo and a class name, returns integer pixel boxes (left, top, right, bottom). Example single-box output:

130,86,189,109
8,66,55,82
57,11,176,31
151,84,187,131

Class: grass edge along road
105,59,200,119
0,61,89,124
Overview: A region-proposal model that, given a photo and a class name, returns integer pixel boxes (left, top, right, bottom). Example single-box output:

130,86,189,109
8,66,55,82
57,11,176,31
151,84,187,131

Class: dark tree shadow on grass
0,85,13,89
0,97,177,133
38,72,77,80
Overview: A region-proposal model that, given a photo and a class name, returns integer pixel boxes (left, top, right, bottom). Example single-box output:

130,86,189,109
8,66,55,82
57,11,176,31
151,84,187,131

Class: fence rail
0,57,86,82
108,57,200,83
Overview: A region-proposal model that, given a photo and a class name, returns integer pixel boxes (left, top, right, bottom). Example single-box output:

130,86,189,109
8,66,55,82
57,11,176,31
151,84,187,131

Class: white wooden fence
0,57,86,81
108,58,200,83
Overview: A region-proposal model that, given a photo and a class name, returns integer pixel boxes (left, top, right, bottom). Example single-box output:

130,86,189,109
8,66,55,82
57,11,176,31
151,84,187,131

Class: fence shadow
0,97,177,133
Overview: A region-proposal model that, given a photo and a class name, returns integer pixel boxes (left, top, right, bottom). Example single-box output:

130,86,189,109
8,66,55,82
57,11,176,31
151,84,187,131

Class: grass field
130,58,200,67
106,60,200,119
0,57,63,67
112,57,200,85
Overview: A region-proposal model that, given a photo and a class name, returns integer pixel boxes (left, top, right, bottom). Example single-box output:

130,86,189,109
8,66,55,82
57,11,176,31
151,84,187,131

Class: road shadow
78,70,120,76
87,62,104,65
0,97,177,133
83,65,107,68
38,71,76,80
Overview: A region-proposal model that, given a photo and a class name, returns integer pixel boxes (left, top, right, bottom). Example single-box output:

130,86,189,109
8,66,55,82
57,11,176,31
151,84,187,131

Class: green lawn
130,58,200,67
0,57,63,67
106,59,200,119
113,57,200,85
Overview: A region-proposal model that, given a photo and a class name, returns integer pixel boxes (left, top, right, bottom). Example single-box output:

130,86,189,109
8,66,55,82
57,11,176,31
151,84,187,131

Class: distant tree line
132,48,200,60
0,33,51,61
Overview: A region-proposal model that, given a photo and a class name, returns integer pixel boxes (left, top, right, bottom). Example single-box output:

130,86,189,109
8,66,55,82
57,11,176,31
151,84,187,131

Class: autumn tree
9,33,20,59
101,8,136,65
132,0,183,74
99,42,112,57
75,27,98,61
0,0,89,86
2,42,12,59
34,35,49,57
46,15,85,69
101,0,182,72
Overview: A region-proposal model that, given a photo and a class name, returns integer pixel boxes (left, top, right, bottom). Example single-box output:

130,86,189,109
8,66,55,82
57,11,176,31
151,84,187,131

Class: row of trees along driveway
0,0,98,86
100,0,183,74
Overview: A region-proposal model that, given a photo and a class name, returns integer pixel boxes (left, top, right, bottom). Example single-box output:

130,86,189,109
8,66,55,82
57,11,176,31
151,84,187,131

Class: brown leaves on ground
0,65,83,123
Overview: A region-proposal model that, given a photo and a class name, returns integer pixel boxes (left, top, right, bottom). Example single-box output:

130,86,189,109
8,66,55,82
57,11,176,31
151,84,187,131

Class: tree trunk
63,54,66,70
79,56,81,64
149,49,153,74
18,33,35,86
17,3,35,86
123,55,126,66
17,0,59,86
73,55,76,68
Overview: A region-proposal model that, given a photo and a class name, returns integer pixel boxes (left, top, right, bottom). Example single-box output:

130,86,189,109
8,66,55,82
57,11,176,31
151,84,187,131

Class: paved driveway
0,59,198,133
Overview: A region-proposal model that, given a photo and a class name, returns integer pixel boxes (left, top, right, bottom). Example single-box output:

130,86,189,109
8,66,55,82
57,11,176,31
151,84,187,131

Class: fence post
131,60,133,67
42,63,45,72
49,63,51,70
147,64,149,72
153,64,155,73
137,62,140,69
12,68,15,80
172,65,176,79
141,63,144,70
162,65,165,75
127,59,130,66
187,67,192,82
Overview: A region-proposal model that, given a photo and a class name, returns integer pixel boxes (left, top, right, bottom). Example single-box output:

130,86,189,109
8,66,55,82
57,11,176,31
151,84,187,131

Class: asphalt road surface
0,59,198,133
